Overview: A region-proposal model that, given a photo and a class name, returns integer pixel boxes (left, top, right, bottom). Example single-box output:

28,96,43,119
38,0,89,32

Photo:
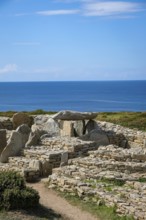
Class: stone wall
94,121,146,148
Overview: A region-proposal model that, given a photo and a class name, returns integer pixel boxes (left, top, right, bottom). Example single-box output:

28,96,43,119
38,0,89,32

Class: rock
0,131,23,163
60,121,74,137
41,160,52,177
85,120,96,133
73,120,85,137
25,131,40,147
34,115,50,125
26,124,49,147
81,129,109,146
44,118,60,136
12,112,33,129
0,129,7,155
29,159,41,170
0,117,13,130
61,152,68,166
31,124,46,136
16,124,31,148
52,110,98,120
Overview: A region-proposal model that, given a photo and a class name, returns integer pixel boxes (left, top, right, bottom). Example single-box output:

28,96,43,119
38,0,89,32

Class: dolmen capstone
52,110,98,120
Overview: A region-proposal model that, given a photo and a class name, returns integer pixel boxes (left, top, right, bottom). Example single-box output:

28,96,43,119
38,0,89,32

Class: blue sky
0,0,146,81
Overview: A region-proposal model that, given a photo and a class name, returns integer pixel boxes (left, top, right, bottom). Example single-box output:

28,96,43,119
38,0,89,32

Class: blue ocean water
0,81,146,112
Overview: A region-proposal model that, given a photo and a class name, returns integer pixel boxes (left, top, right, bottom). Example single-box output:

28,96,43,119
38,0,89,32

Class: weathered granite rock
29,159,41,170
16,124,31,148
81,129,109,146
52,110,98,120
41,160,52,176
0,129,7,155
44,118,60,136
0,131,23,163
60,121,74,137
25,131,40,147
73,120,85,137
0,117,13,130
12,112,33,129
85,120,96,134
34,115,50,125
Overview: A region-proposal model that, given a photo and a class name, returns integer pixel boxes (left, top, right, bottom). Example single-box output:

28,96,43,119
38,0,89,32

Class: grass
58,191,134,220
96,111,146,131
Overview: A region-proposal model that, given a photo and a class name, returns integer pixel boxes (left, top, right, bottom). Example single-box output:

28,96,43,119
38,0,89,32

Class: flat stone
52,111,98,120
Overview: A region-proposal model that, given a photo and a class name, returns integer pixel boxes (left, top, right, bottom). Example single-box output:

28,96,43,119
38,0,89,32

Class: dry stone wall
0,113,146,219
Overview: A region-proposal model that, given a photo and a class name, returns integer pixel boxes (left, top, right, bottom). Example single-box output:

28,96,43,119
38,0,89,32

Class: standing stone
12,112,33,129
25,131,40,147
60,121,74,137
61,152,68,166
73,120,85,137
0,129,7,155
85,120,96,134
0,131,23,163
16,124,31,148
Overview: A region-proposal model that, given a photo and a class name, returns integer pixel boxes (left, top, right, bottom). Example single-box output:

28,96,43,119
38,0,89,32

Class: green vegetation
96,111,146,131
58,191,134,220
138,177,146,182
0,171,39,210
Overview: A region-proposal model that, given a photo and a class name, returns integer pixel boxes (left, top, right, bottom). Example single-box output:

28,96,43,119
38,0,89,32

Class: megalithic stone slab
52,110,98,120
0,131,23,163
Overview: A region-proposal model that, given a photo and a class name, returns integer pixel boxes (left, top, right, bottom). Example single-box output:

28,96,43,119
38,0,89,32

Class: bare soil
28,181,98,220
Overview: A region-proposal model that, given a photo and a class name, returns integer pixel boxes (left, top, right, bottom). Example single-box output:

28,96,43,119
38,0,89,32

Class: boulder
25,131,40,147
34,115,50,125
73,120,85,137
81,129,109,146
0,129,7,155
85,120,96,134
0,131,23,163
12,112,33,129
0,117,13,130
26,124,49,147
43,118,60,136
52,110,98,120
16,124,31,148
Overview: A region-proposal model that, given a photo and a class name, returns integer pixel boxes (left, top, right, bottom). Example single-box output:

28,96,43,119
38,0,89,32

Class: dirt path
28,181,98,220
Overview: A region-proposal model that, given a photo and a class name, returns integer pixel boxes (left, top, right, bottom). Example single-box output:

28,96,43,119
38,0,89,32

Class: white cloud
36,9,80,16
83,1,143,16
0,64,17,74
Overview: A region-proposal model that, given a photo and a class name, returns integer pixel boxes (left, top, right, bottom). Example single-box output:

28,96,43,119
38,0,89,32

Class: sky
0,0,146,81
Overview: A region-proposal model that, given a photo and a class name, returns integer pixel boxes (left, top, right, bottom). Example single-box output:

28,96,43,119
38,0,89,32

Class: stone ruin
0,110,146,219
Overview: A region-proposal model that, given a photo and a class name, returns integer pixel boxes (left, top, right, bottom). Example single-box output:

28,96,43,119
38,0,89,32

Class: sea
0,81,146,112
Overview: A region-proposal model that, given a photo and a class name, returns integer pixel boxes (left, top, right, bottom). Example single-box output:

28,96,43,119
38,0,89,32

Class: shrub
0,171,39,210
2,187,39,210
0,171,25,193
